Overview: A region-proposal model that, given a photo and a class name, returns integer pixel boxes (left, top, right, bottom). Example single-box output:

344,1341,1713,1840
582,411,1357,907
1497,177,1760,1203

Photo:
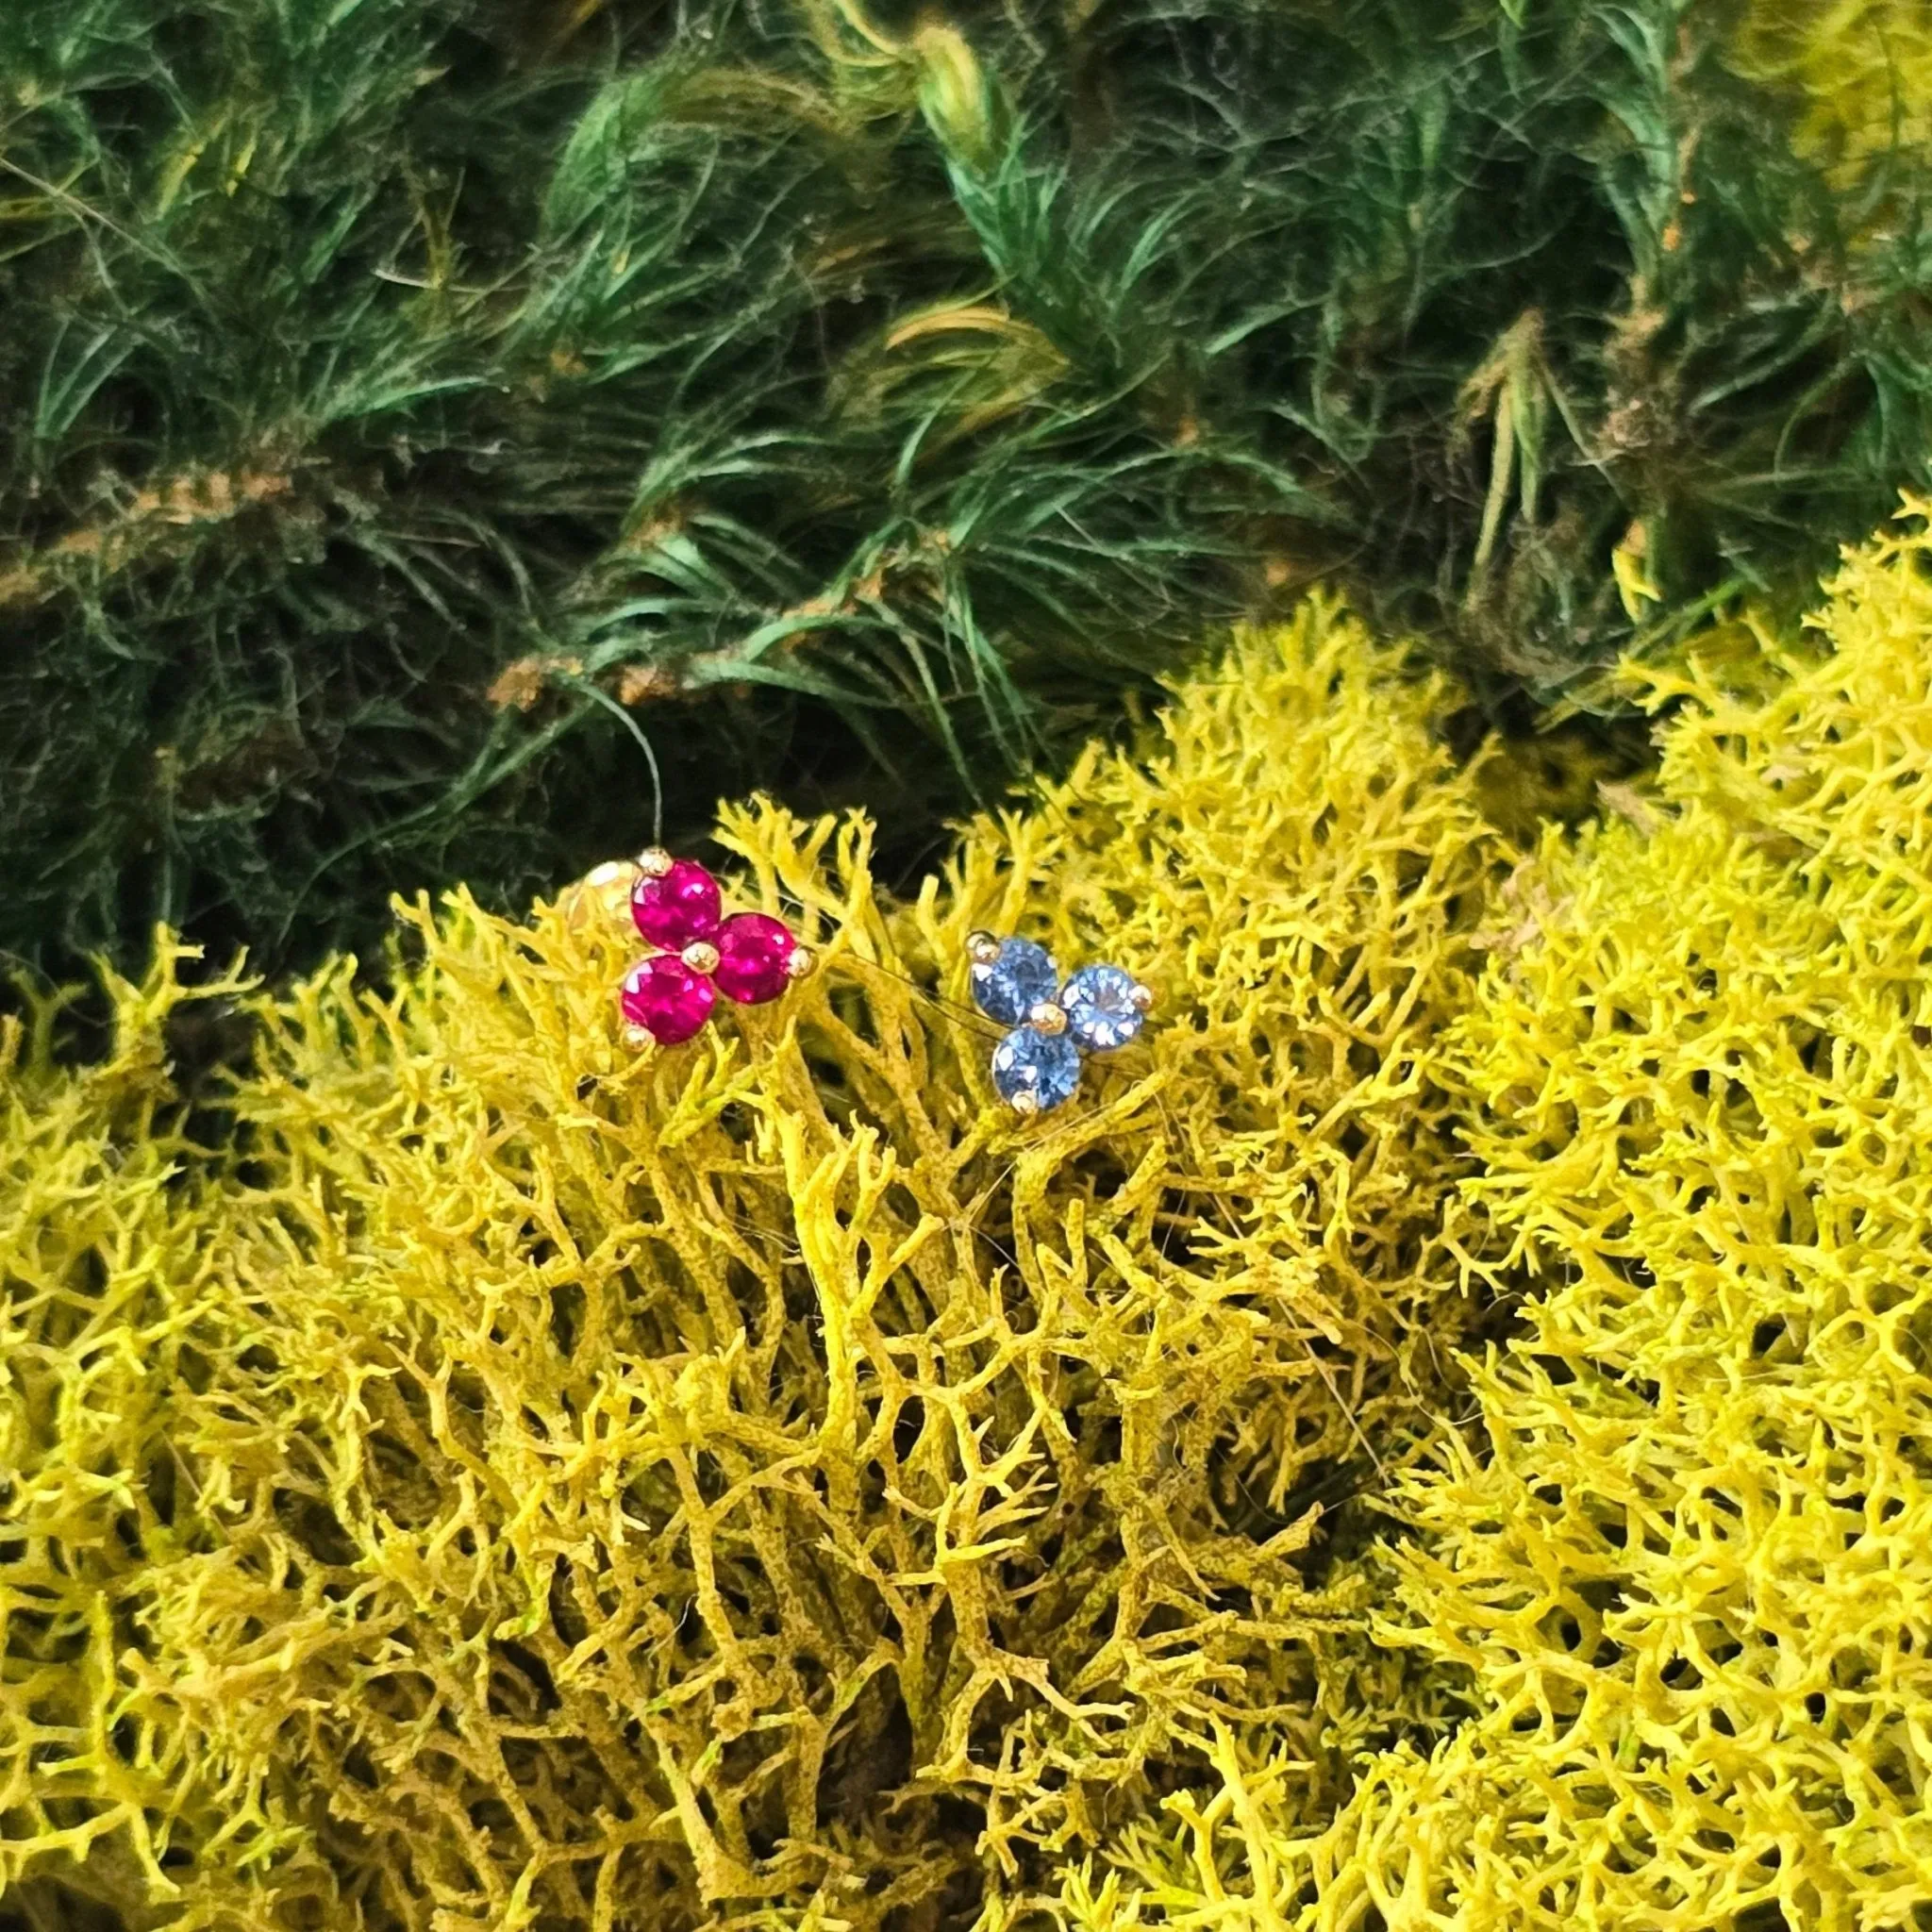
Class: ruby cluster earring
620,849,815,1045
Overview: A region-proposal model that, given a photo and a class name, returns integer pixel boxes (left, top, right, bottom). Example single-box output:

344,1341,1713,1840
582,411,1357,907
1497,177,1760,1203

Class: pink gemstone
631,859,722,950
712,912,798,1006
620,955,716,1043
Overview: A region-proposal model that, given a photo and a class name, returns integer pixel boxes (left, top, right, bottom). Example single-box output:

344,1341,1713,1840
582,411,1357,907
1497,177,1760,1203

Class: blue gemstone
1060,963,1145,1052
991,1025,1082,1112
970,937,1059,1026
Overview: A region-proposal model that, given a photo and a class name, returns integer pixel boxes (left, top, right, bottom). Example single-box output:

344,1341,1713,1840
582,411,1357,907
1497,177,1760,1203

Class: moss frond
7,0,1932,980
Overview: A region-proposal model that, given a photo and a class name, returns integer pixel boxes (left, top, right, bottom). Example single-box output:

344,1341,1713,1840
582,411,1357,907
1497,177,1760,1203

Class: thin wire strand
855,956,1007,1042
559,671,665,848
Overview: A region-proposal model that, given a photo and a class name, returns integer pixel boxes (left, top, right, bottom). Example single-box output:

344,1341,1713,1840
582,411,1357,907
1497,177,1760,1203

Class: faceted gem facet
991,1024,1082,1112
970,938,1059,1026
1060,963,1146,1053
620,954,716,1043
713,911,798,1005
632,859,723,950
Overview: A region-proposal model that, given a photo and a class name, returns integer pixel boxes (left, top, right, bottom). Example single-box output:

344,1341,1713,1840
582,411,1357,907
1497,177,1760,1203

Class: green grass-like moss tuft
5,0,1932,980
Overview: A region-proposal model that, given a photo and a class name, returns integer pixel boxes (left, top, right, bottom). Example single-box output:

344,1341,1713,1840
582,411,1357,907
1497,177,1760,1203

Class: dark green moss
3,0,1926,980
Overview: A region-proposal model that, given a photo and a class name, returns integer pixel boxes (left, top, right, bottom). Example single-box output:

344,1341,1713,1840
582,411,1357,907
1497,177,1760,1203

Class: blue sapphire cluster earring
966,931,1155,1116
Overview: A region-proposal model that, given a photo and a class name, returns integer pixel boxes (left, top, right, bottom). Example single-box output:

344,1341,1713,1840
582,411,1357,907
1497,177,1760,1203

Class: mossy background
8,509,1932,1928
3,605,1501,1929
1061,506,1932,1932
8,0,1932,1924
5,0,1931,982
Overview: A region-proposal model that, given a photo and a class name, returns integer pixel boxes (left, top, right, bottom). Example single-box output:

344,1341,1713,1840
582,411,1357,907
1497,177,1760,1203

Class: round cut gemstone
632,859,723,950
991,1025,1082,1112
621,954,716,1043
712,911,798,1005
1060,963,1145,1052
970,938,1059,1026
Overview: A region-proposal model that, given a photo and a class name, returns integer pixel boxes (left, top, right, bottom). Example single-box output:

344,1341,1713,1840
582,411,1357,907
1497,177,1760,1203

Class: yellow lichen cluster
1063,504,1932,1930
0,945,264,1922
10,507,1931,1930
2,602,1503,1930
1730,0,1932,187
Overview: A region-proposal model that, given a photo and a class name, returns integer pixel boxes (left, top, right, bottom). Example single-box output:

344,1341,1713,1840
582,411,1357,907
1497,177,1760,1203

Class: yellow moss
28,527,1932,1930
1,601,1506,1930
1730,0,1932,188
0,945,273,1927
1061,506,1932,1930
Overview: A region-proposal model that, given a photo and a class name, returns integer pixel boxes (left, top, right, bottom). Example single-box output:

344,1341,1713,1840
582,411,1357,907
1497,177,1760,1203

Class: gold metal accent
637,846,675,878
681,941,721,975
1128,982,1155,1012
966,929,1002,964
562,858,638,932
1008,1088,1041,1117
623,1024,652,1049
785,944,817,980
1027,1000,1069,1036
